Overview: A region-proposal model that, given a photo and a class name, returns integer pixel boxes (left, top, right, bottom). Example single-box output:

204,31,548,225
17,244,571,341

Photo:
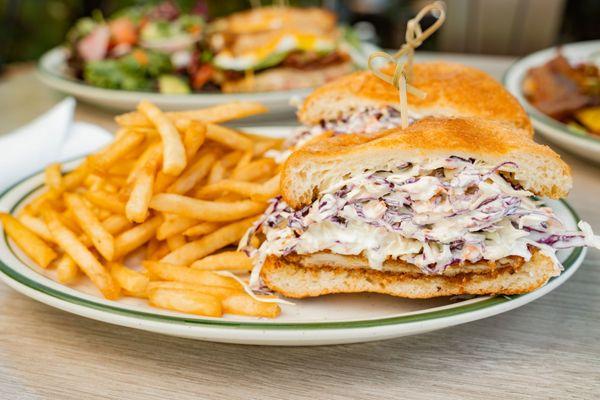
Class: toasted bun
298,62,532,134
281,117,571,208
261,251,558,299
221,61,354,93
212,6,337,35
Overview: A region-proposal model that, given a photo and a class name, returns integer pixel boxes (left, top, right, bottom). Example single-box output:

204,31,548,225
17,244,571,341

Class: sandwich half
282,62,532,152
207,6,353,93
242,117,599,299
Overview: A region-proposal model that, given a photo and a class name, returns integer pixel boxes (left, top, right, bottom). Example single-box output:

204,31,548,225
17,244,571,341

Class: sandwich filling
241,157,600,287
267,107,409,162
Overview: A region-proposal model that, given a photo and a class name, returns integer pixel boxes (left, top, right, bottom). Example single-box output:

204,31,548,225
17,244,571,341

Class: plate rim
502,39,600,146
0,159,586,331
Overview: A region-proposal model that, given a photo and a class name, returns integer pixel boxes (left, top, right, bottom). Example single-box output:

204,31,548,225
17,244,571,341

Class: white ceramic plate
37,43,377,115
504,40,600,163
0,127,587,345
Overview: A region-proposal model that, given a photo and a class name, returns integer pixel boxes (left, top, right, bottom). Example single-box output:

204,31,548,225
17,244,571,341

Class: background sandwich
207,6,354,93
243,117,599,299
283,62,532,152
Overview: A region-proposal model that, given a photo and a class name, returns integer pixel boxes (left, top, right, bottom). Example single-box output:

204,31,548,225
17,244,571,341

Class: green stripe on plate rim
0,168,584,330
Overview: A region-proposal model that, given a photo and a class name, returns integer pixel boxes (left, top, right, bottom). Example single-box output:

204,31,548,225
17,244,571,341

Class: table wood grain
0,57,598,400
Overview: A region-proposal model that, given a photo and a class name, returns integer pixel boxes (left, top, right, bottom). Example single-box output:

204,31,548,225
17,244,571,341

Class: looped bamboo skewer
368,1,446,129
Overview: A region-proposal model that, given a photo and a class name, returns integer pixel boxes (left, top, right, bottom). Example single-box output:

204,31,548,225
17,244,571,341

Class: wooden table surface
0,56,598,400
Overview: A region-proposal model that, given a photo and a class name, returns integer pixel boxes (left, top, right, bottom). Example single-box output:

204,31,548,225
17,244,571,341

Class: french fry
252,138,282,156
56,254,79,284
161,217,256,265
45,163,64,194
190,251,252,271
138,101,187,175
18,213,54,242
195,174,280,202
66,193,115,261
0,213,57,268
231,150,253,179
42,209,119,299
90,130,145,171
220,151,243,168
167,151,216,195
62,160,91,191
126,150,160,223
231,158,277,182
148,288,222,317
206,124,253,151
113,215,162,259
116,102,267,127
144,261,241,289
109,262,149,294
101,214,133,236
222,294,280,318
146,281,240,298
183,120,206,161
126,143,161,185
207,161,227,184
157,215,198,240
182,221,223,238
149,194,266,221
166,234,186,251
84,191,127,215
149,243,170,260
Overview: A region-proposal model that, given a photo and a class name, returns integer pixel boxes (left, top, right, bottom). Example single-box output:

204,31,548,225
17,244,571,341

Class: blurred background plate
37,42,377,116
504,40,600,163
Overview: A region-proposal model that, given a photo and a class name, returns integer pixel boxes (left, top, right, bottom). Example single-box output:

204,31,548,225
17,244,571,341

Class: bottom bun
221,61,354,93
261,251,559,299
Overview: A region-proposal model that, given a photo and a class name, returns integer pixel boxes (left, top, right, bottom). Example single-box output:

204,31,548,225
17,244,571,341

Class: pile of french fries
0,101,284,318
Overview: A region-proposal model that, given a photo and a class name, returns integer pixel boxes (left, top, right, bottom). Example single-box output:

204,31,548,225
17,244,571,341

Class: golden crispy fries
183,120,206,161
15,100,284,319
156,216,198,240
138,101,187,175
149,288,222,316
230,150,253,179
116,102,267,127
191,251,252,271
42,209,119,299
196,174,280,202
90,130,145,171
56,254,79,284
102,214,133,236
207,161,227,184
220,151,244,168
114,215,162,259
144,261,241,289
66,193,115,261
182,221,223,237
0,213,57,268
161,217,255,265
166,234,186,251
18,213,54,242
109,262,149,293
146,281,240,298
45,163,64,194
222,294,280,318
167,151,216,195
150,194,266,222
206,124,254,151
231,158,277,182
127,143,161,185
84,191,127,215
62,160,90,191
126,150,160,223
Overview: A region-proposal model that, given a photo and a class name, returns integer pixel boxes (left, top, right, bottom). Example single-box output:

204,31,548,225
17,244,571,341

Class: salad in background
523,52,600,137
65,1,362,94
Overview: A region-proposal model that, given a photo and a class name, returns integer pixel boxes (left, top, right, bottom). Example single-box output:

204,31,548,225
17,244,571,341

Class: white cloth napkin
0,97,113,190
